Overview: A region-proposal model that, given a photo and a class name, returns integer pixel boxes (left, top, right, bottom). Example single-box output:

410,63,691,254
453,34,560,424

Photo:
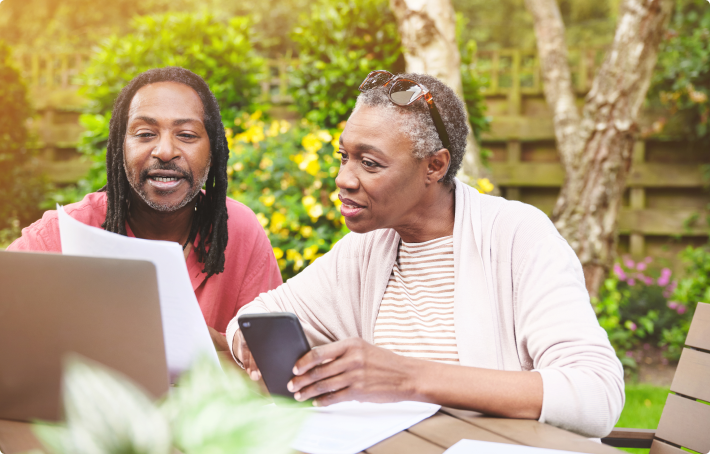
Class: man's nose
151,132,180,162
335,161,359,191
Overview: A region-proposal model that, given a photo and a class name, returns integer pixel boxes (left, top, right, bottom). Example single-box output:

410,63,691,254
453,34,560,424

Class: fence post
629,141,646,257
508,49,521,116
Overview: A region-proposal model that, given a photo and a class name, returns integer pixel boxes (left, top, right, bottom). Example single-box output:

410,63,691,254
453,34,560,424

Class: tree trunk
389,0,496,189
525,0,674,298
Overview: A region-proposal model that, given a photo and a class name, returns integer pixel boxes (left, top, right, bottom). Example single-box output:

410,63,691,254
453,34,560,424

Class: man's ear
426,148,451,184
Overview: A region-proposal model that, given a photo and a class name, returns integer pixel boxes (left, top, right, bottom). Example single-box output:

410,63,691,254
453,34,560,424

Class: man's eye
337,152,348,163
136,132,155,138
179,133,198,139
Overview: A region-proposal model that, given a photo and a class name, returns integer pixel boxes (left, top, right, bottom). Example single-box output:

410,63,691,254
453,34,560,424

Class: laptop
0,250,170,428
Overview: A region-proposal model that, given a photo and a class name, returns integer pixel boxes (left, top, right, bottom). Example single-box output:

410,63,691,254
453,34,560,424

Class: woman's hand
286,338,419,406
232,328,262,381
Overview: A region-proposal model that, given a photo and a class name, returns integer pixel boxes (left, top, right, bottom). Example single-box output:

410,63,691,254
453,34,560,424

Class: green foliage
650,0,710,144
44,12,268,206
33,356,305,454
661,245,710,358
615,383,669,433
594,256,681,371
289,0,405,128
227,113,349,280
0,41,46,237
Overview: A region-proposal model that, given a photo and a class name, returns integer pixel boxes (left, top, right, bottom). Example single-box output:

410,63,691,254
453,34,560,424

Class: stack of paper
57,206,218,377
292,401,440,454
444,440,592,454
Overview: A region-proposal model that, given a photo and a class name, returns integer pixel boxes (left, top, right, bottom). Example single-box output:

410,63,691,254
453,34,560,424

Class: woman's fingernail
293,366,298,375
287,381,294,392
313,400,320,407
294,392,302,401
250,371,258,381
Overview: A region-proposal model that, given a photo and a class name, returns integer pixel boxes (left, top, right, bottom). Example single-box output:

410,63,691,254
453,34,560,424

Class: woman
226,71,624,438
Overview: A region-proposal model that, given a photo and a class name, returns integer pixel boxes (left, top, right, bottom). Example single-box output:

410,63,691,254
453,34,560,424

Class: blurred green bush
0,41,46,245
227,112,349,279
289,0,405,129
595,247,710,372
650,0,709,145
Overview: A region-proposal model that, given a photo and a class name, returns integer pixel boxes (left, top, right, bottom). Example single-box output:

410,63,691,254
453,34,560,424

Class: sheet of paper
57,206,219,376
444,439,587,454
292,400,440,454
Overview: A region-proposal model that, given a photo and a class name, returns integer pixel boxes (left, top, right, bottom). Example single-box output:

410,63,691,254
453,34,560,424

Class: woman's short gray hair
352,72,469,185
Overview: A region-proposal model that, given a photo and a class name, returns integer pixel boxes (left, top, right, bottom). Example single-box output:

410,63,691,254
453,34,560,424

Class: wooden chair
601,302,710,453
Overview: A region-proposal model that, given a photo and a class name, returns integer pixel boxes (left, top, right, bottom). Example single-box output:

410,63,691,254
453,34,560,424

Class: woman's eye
337,152,348,163
179,133,198,139
362,159,379,168
136,132,155,138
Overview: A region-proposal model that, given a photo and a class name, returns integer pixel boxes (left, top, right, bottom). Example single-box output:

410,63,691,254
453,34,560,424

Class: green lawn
614,383,669,454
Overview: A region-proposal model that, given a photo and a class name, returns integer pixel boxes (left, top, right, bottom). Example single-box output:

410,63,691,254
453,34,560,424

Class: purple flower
636,262,647,271
624,258,635,268
613,263,626,280
627,278,636,286
661,268,672,277
677,305,687,315
658,276,670,287
644,256,653,264
628,322,637,331
643,276,654,286
668,301,679,309
625,351,634,357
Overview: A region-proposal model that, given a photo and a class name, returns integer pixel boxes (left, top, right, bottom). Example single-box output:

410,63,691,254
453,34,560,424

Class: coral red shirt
7,192,282,332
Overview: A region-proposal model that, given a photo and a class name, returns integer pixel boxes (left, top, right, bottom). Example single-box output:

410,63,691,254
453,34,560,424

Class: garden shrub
44,12,267,207
594,256,681,370
289,0,405,129
227,112,349,280
0,41,46,245
650,0,709,145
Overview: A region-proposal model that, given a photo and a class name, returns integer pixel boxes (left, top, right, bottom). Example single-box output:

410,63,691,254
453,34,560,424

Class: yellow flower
259,194,275,207
250,111,263,121
331,131,342,150
307,203,324,219
302,195,316,207
277,258,286,270
270,212,286,233
259,157,273,169
303,244,319,261
477,178,495,194
316,130,333,142
266,121,281,137
255,212,268,227
272,247,284,260
279,120,291,134
292,153,305,165
232,162,244,172
304,158,320,176
286,249,305,271
302,133,323,153
329,190,339,202
300,226,313,238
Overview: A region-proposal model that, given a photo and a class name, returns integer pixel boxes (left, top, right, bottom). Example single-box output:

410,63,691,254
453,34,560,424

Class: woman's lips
339,196,365,218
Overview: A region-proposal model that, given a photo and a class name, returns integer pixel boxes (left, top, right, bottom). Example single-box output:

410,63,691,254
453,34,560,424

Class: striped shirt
373,235,459,364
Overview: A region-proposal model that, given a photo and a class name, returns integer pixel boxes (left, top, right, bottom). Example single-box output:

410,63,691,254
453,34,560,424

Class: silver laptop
0,250,170,424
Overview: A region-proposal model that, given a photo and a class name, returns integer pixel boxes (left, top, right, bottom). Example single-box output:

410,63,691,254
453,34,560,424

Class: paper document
292,400,440,454
444,440,589,454
57,206,219,376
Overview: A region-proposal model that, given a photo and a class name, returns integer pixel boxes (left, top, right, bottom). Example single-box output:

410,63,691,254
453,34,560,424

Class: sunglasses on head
358,70,451,150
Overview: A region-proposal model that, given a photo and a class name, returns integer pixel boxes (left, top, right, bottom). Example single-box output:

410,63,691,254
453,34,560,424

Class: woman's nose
335,162,358,191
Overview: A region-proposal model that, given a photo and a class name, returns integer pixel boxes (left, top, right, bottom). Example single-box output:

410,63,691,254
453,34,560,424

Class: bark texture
525,0,673,297
389,0,495,188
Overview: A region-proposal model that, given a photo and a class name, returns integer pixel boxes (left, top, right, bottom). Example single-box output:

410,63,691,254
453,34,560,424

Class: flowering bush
594,256,681,370
226,113,349,280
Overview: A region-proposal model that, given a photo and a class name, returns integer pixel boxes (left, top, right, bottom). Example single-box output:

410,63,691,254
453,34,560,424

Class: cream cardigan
226,179,625,437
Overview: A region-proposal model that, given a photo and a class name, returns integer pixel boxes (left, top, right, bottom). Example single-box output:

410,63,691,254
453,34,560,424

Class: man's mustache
139,161,194,186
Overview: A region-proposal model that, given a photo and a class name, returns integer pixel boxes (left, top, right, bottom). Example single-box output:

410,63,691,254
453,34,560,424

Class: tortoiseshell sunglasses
358,70,451,150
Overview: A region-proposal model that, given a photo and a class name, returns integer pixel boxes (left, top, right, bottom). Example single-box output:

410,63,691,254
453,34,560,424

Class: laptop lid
0,250,169,422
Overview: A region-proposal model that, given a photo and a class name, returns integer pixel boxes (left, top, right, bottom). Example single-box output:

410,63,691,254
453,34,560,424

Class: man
8,67,281,350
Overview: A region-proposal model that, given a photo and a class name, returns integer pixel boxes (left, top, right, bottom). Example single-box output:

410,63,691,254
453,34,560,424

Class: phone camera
242,322,251,328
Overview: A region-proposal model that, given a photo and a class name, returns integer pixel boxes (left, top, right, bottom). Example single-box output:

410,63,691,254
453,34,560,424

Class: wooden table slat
0,420,46,454
364,431,444,454
407,413,520,448
441,408,621,454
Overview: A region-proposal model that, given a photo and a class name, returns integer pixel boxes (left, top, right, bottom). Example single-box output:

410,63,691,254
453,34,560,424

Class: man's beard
125,160,210,212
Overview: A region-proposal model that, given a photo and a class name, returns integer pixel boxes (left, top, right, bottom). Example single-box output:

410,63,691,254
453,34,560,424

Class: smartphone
237,312,311,398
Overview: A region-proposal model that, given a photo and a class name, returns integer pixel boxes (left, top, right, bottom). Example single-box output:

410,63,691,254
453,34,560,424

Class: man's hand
208,326,229,351
286,338,418,407
232,328,262,381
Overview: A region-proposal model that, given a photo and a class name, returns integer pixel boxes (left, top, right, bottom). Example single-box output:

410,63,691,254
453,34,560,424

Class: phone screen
238,312,311,398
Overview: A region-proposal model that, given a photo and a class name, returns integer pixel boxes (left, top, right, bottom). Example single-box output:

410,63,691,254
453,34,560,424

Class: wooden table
348,408,621,454
1,409,620,454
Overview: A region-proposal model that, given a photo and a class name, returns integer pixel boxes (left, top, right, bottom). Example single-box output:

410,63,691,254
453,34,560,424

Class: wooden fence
13,49,709,264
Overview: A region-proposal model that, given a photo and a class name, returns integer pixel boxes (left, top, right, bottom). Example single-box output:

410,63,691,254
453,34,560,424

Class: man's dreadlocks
101,67,229,279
